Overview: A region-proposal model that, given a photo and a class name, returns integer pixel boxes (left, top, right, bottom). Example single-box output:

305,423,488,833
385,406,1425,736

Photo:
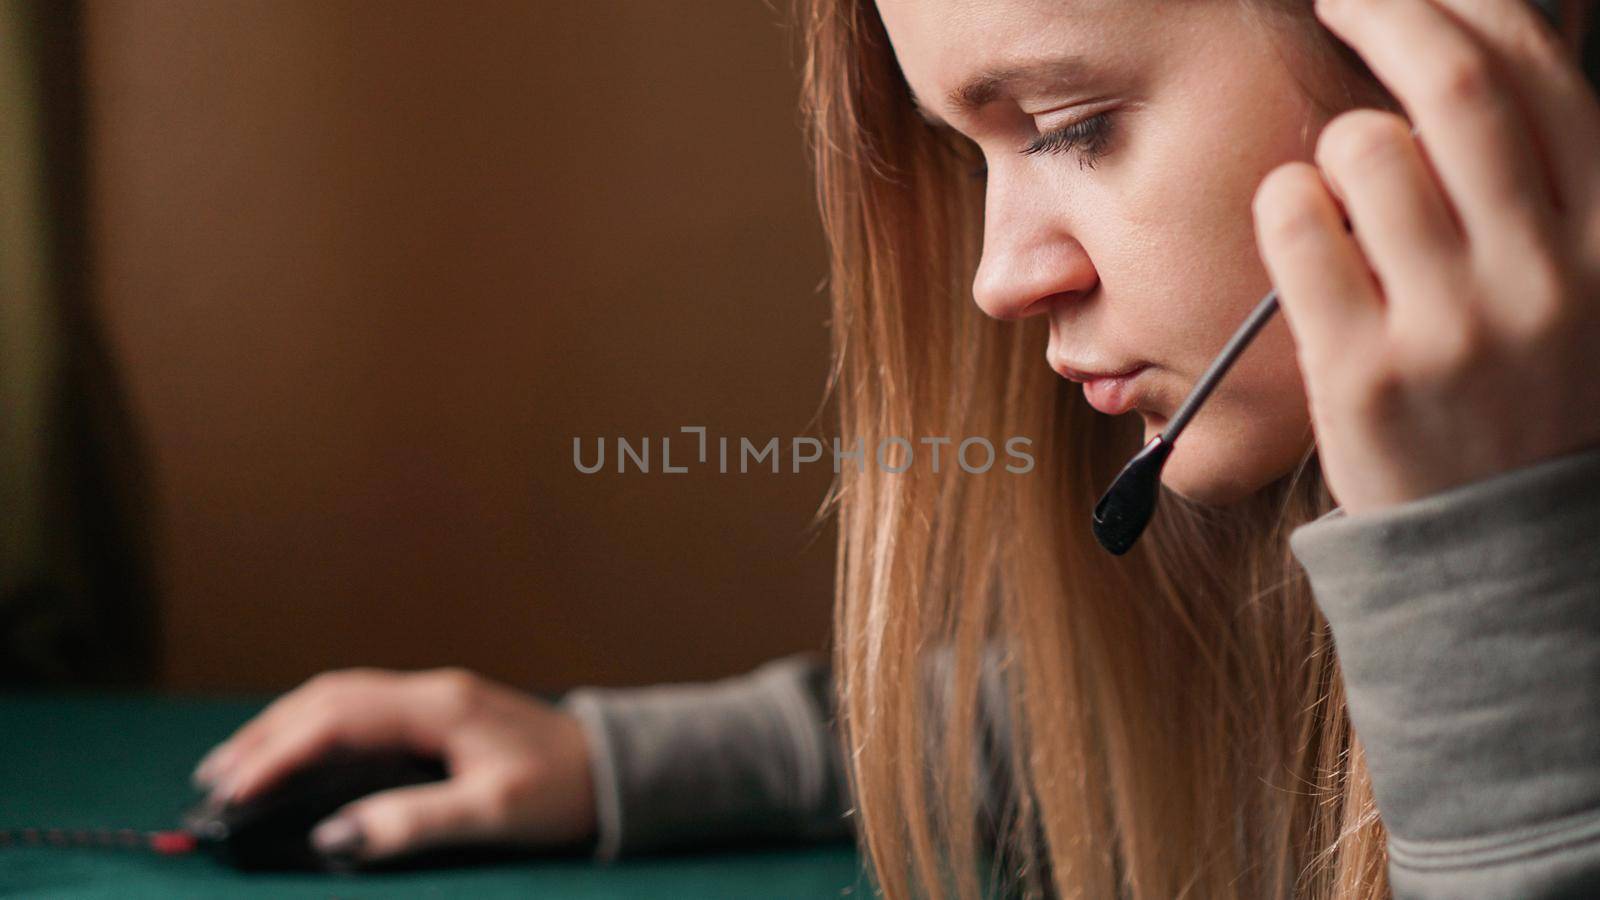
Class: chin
1141,413,1275,508
1158,459,1260,507
1142,409,1315,508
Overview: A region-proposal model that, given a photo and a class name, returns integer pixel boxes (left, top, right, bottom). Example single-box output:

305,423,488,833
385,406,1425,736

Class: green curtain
0,0,155,686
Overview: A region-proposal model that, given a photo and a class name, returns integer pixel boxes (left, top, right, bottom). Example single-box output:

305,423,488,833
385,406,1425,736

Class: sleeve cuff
557,653,850,860
560,688,628,862
1288,444,1600,853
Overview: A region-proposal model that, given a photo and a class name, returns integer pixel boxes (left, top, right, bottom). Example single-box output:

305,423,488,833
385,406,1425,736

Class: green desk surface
0,694,866,899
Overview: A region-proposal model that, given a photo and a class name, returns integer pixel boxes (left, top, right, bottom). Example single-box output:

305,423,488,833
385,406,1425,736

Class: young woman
193,1,1600,896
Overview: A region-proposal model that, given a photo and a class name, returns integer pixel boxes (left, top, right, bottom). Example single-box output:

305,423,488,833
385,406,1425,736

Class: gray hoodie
563,443,1600,898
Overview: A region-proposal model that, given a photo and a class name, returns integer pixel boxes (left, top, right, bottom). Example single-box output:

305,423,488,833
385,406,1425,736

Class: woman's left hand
1252,0,1600,516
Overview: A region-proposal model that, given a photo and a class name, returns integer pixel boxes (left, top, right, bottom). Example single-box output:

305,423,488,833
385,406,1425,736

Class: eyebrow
910,53,1097,128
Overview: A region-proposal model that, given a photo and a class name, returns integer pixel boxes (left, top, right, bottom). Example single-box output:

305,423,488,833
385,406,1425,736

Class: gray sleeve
558,647,1019,862
1289,444,1600,899
558,652,853,860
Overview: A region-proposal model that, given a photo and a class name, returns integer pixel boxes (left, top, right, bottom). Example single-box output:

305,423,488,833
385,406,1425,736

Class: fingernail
209,774,241,804
191,743,234,787
311,816,365,866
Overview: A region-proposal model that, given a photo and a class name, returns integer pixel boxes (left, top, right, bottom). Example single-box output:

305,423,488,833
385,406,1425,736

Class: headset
1092,0,1592,555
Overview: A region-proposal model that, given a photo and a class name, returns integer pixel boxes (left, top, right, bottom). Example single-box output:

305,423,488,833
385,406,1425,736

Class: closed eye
1021,111,1116,169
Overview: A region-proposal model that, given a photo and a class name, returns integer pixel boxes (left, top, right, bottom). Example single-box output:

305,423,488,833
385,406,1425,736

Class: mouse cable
0,826,197,855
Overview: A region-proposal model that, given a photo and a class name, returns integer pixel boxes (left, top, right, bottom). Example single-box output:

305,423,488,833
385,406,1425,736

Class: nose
971,181,1098,321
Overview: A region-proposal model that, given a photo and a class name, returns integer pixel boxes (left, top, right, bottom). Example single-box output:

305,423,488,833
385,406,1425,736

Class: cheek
1088,180,1260,369
1104,100,1320,478
1112,87,1323,366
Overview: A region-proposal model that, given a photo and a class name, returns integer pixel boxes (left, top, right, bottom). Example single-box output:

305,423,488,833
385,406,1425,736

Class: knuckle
304,667,382,696
477,775,524,822
1316,110,1411,172
1318,0,1367,18
1254,164,1327,245
1515,305,1570,351
423,667,483,712
377,808,422,850
1509,252,1570,338
301,670,344,694
1515,16,1565,65
298,695,344,732
1345,363,1408,419
1423,48,1492,108
1400,314,1489,379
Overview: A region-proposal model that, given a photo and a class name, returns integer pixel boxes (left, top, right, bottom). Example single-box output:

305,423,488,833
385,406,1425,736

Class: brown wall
81,1,837,693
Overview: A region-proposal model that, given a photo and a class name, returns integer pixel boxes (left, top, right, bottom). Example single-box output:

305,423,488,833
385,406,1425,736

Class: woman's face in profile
876,0,1344,505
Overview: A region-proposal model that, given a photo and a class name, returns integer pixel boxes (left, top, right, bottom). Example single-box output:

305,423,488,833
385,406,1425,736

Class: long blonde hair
798,1,1391,896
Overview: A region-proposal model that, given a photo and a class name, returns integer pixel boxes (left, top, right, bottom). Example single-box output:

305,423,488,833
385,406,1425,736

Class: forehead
873,0,1152,115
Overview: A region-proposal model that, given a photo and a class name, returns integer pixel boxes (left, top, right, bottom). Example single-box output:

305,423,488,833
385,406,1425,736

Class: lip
1054,362,1147,383
1053,362,1150,415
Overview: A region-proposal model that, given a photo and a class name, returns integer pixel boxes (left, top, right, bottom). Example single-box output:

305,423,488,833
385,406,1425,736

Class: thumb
311,778,493,865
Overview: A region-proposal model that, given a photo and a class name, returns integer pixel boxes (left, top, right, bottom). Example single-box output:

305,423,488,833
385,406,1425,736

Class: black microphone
1091,288,1279,555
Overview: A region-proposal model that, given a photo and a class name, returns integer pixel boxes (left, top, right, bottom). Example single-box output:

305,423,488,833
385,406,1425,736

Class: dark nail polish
310,816,364,869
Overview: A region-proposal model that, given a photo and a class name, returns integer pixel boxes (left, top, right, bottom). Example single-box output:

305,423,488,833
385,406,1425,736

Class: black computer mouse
182,747,448,871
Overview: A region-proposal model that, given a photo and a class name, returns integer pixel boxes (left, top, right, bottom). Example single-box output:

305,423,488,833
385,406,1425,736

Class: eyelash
1024,111,1115,165
968,111,1116,180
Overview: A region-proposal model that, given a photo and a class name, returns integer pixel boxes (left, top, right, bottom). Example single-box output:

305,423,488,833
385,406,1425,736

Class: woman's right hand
191,667,597,866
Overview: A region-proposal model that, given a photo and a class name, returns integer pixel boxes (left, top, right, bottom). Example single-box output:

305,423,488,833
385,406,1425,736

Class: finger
313,779,495,864
219,699,437,804
1254,161,1386,372
193,670,382,787
1424,0,1600,208
1315,0,1557,250
193,738,247,788
1315,109,1469,333
193,692,322,787
215,711,349,804
219,669,485,800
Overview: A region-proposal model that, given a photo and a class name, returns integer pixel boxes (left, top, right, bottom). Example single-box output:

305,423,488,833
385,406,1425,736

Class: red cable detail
148,831,198,855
